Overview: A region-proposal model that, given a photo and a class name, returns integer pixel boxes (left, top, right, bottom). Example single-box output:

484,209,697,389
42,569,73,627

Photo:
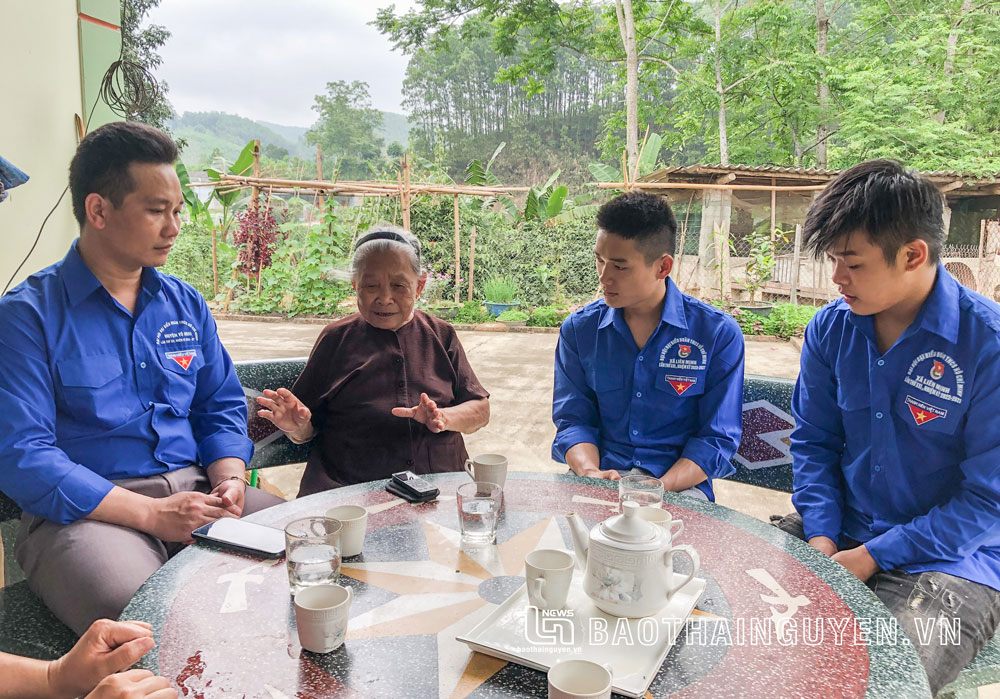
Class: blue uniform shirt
552,277,745,500
791,265,1000,590
0,242,252,524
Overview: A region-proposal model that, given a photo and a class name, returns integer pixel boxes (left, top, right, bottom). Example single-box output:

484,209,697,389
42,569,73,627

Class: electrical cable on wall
3,0,161,295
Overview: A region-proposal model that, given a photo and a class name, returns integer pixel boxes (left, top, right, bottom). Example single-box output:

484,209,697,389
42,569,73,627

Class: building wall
0,0,120,291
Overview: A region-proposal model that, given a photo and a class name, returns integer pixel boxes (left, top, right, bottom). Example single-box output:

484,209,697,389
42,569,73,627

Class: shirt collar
915,263,960,344
60,240,102,307
597,277,689,331
60,239,163,307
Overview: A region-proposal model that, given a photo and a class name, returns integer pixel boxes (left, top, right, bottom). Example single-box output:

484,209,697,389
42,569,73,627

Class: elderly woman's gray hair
350,224,423,280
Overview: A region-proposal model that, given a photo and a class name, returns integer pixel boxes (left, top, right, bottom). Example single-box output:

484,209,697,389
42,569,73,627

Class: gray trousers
772,512,1000,696
15,465,284,635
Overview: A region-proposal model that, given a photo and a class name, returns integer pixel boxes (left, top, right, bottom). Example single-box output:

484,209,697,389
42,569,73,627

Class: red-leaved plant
232,200,286,294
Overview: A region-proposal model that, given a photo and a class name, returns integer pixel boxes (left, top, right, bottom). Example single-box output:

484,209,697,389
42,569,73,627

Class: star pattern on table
339,515,565,698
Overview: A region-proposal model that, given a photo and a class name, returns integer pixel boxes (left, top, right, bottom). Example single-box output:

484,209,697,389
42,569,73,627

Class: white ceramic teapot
566,502,700,618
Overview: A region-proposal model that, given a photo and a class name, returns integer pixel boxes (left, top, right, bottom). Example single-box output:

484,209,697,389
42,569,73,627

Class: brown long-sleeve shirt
292,311,489,495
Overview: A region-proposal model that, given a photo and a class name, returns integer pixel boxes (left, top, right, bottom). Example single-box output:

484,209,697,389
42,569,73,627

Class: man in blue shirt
552,191,744,500
0,121,282,634
775,159,1000,694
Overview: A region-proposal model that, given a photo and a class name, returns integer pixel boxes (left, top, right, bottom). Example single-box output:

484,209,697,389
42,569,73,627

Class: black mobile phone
192,518,286,558
389,471,439,501
386,479,438,503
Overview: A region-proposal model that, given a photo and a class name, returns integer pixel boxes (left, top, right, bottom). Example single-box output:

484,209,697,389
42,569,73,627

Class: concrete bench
0,361,996,694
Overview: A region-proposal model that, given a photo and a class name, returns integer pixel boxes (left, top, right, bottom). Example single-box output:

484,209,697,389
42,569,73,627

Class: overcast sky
145,0,420,127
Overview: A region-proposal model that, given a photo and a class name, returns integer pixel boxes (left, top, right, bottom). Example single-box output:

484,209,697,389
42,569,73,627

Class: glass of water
456,481,502,545
619,474,664,509
284,516,343,595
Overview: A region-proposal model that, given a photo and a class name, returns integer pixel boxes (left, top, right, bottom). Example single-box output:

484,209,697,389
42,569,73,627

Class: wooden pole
315,144,324,211
468,226,476,301
790,224,803,304
977,218,987,291
251,139,261,212
453,195,461,303
402,154,411,230
212,228,218,296
674,191,695,291
770,177,777,241
622,150,630,191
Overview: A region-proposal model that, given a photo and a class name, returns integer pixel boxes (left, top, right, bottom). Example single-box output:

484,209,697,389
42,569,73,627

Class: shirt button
877,360,885,366
875,411,883,419
632,429,638,435
397,381,405,388
406,459,414,466
394,357,403,364
635,460,642,466
874,464,881,472
636,391,642,398
140,361,147,369
638,356,644,361
148,401,154,407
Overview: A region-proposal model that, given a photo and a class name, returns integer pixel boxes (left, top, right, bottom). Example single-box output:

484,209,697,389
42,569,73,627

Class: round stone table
122,472,930,697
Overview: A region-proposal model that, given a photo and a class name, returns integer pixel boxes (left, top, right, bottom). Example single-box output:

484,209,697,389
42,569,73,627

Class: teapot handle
664,544,700,598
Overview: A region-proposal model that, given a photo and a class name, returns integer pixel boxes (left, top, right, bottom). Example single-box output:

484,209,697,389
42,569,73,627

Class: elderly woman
257,225,490,495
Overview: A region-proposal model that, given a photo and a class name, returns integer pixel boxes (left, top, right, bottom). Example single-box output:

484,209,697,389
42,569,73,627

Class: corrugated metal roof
641,163,1000,182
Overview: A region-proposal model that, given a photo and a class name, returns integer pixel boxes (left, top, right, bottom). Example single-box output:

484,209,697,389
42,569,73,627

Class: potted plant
497,309,529,327
739,228,788,317
483,275,520,317
427,299,461,319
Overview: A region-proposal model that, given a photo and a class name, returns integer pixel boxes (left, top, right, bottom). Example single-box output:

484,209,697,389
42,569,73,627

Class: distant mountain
381,111,411,148
171,111,411,169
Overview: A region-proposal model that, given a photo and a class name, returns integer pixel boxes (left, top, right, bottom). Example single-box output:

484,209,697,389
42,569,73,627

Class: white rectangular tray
456,569,705,698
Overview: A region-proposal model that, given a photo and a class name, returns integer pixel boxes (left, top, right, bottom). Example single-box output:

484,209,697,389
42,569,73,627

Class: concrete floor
217,319,797,522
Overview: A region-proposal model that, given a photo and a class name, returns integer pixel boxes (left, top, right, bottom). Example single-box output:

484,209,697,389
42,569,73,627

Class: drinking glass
456,481,502,544
618,474,664,509
285,516,343,594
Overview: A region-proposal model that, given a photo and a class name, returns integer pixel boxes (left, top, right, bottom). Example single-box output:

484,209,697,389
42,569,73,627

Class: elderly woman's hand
256,388,313,440
392,393,447,433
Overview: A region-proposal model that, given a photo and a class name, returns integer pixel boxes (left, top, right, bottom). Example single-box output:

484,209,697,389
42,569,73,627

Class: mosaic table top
121,472,930,698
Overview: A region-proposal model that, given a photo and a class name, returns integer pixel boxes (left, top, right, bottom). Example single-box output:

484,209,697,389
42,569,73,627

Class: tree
305,81,385,180
375,0,694,178
120,0,175,131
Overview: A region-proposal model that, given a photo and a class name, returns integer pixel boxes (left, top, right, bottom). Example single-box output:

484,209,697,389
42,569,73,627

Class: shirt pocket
653,370,707,399
590,367,626,416
56,354,125,424
156,346,205,413
893,390,964,435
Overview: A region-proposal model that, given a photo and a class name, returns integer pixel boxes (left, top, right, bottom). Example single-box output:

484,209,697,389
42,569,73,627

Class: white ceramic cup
294,583,353,653
464,453,508,488
636,506,684,541
525,549,574,610
548,659,613,699
326,505,368,558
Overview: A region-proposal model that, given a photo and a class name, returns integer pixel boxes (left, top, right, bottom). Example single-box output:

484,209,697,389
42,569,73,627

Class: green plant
528,305,570,327
483,275,518,303
743,227,790,303
454,300,491,323
497,309,528,321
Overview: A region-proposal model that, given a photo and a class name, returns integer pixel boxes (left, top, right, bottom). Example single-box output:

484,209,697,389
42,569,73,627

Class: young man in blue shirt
775,159,1000,694
0,122,282,635
552,191,744,500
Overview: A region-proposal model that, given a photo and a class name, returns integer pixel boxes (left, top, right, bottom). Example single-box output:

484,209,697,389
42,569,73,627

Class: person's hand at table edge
808,535,838,557
832,544,880,582
84,669,177,698
44,619,174,699
257,388,314,443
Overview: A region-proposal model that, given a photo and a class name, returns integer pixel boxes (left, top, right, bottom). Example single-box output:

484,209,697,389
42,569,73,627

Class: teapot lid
600,502,658,544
